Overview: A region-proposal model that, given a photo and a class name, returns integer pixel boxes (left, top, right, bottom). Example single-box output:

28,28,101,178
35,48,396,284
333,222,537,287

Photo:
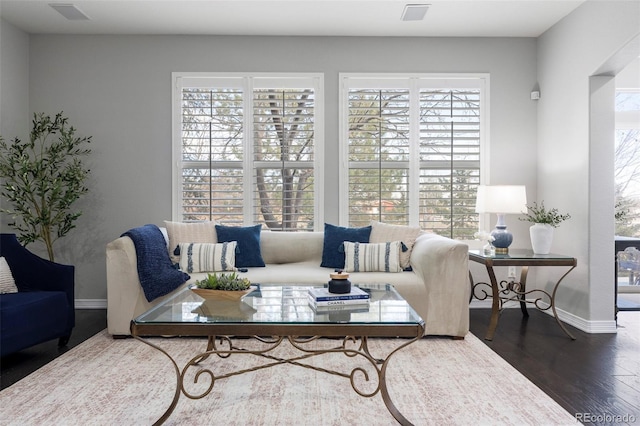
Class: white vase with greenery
529,223,555,254
520,201,571,255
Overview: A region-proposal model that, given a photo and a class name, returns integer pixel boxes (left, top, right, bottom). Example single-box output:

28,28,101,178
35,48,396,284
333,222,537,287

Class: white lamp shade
475,185,527,214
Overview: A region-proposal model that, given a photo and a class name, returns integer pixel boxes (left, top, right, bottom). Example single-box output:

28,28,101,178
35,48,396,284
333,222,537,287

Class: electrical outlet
508,266,517,279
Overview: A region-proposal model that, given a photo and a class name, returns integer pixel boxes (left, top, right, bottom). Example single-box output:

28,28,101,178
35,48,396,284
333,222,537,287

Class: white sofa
106,230,470,337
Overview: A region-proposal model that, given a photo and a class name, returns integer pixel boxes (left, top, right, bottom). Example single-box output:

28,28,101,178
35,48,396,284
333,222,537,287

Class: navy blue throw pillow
215,224,266,268
321,223,372,269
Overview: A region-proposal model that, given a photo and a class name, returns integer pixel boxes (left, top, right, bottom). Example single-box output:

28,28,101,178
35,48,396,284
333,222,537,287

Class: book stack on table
308,286,370,311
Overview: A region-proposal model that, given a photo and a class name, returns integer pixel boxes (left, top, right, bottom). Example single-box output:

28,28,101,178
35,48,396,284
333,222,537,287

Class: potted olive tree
520,201,571,254
0,112,91,262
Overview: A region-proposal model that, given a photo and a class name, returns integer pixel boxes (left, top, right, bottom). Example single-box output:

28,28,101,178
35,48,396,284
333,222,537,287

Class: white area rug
0,330,575,425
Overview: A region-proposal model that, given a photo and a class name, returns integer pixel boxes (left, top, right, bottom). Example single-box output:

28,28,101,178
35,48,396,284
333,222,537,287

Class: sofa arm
410,233,469,336
0,233,75,335
106,236,146,336
0,234,74,294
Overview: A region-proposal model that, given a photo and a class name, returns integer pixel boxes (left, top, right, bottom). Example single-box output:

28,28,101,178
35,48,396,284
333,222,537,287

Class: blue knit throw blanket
121,224,190,302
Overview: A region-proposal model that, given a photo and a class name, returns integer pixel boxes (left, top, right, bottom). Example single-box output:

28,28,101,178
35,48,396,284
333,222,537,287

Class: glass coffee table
131,283,425,426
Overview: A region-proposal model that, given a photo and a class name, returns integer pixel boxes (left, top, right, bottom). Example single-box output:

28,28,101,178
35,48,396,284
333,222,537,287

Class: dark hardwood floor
0,309,107,390
469,308,640,425
1,308,639,425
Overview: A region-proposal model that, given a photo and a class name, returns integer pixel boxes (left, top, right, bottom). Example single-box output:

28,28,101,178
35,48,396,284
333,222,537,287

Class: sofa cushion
178,242,237,273
0,291,70,356
320,223,372,269
343,241,403,273
0,257,18,294
164,221,218,263
216,225,265,268
260,231,324,264
369,221,421,269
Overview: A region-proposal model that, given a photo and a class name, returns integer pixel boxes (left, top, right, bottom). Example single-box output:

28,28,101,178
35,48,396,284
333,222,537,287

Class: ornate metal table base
132,333,423,426
471,262,577,340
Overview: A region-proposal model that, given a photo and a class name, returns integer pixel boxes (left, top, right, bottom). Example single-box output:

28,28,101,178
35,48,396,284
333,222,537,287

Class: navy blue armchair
0,233,75,357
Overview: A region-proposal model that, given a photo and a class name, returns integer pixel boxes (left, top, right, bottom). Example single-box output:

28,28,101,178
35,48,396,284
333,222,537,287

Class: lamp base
490,224,513,254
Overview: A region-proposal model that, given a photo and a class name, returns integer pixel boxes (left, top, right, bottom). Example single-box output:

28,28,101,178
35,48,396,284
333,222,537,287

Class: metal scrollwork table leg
133,330,424,426
470,263,577,341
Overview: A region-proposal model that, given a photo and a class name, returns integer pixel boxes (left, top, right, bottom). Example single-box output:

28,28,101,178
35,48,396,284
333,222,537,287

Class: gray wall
2,2,638,328
0,19,29,231
537,0,640,326
21,35,538,303
0,18,30,172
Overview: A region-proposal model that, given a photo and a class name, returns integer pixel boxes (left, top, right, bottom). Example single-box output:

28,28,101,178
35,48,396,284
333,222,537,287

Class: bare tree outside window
419,90,480,239
346,85,481,240
179,82,317,231
181,88,244,224
347,89,410,226
615,91,640,237
253,89,315,230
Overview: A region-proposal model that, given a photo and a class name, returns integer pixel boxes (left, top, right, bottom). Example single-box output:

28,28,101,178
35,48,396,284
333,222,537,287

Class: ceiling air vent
401,4,430,21
49,3,91,21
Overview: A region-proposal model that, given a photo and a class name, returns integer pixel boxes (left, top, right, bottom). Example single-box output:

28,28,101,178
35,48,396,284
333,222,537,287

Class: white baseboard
470,299,493,309
469,299,521,309
75,299,107,309
554,306,617,334
470,299,618,334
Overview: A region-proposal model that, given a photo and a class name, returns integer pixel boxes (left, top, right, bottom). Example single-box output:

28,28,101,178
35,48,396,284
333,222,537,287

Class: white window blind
252,88,316,230
419,89,481,239
174,73,323,231
180,86,244,224
341,75,486,240
347,89,411,225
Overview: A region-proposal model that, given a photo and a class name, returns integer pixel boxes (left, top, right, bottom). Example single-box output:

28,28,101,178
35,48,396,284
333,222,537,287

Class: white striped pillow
165,221,218,263
0,257,18,294
343,241,402,273
178,242,237,273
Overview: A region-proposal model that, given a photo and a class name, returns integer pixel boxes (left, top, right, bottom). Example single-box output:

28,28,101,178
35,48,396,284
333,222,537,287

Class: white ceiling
0,0,585,37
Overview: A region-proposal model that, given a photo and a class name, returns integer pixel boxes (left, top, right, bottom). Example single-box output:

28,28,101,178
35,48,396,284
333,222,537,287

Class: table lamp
475,185,527,254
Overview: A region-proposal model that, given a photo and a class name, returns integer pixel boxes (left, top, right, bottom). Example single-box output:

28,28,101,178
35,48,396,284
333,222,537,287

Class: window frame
338,73,490,239
614,88,640,238
172,72,325,230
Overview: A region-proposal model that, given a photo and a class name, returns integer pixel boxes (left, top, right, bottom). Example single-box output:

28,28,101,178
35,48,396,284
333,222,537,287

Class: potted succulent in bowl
191,272,255,301
520,201,571,254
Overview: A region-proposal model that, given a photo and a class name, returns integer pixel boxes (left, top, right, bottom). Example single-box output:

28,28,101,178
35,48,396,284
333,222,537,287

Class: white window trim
338,72,490,233
172,72,325,230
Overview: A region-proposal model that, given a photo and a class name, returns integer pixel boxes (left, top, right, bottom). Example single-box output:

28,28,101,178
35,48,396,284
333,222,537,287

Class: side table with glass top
468,249,577,341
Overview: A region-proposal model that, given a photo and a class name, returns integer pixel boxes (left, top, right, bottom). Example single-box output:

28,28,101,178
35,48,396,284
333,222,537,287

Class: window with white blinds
174,74,323,231
340,75,486,240
347,89,411,225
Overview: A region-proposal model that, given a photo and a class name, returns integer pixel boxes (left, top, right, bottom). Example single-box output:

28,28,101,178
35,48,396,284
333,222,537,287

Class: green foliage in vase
519,201,571,228
195,272,251,291
0,112,91,261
